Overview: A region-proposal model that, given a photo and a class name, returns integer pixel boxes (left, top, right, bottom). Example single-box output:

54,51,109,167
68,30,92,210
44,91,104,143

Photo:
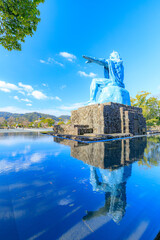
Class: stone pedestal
53,102,146,136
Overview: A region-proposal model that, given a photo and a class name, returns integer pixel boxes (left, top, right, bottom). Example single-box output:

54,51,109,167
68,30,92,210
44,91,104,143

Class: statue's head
110,51,121,61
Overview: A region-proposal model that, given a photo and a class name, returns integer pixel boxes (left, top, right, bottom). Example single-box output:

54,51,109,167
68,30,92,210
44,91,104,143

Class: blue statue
83,51,131,106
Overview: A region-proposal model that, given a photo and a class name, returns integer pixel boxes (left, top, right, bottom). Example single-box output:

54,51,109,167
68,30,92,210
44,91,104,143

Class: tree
57,121,64,125
0,117,6,128
8,116,15,127
131,91,160,121
0,0,44,51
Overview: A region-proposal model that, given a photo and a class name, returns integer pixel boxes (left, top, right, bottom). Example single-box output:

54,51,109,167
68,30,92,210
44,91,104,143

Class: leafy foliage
57,121,64,125
131,91,160,126
0,0,44,51
138,136,160,167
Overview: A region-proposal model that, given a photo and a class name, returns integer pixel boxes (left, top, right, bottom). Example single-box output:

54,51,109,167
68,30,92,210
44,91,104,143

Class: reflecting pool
0,133,160,240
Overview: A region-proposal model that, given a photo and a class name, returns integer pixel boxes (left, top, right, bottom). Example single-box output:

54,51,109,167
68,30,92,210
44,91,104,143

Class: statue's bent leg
89,79,99,103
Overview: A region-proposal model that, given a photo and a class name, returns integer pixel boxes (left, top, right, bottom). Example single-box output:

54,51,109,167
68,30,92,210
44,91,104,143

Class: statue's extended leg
89,79,99,103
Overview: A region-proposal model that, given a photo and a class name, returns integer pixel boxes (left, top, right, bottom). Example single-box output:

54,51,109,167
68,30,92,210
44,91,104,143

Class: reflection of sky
0,134,160,239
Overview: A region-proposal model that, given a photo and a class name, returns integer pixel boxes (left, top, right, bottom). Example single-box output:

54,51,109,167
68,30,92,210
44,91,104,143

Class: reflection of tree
83,165,132,224
138,136,160,167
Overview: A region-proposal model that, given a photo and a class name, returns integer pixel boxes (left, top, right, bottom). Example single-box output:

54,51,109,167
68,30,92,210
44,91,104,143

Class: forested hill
0,112,70,122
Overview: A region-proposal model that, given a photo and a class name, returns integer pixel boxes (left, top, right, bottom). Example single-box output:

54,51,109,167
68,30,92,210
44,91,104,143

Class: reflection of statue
83,51,131,105
83,165,131,223
54,137,147,224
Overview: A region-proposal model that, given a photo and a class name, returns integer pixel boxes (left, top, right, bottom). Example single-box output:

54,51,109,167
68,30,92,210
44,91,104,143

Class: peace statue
83,51,131,106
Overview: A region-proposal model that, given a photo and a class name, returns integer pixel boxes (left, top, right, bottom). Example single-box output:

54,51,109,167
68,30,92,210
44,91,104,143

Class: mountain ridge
0,112,70,122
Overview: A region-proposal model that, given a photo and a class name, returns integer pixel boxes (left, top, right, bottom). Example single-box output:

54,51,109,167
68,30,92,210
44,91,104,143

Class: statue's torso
111,60,124,82
103,60,124,88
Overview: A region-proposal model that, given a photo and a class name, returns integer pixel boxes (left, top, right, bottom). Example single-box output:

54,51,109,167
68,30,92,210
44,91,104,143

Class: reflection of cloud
0,152,46,173
0,136,53,145
30,153,46,163
28,229,47,240
14,210,26,219
58,196,73,206
127,221,149,240
12,145,31,156
54,152,61,157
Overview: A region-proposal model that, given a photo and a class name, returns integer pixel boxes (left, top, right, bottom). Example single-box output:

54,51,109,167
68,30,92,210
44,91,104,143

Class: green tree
0,117,5,128
57,121,64,125
0,0,44,51
131,91,160,121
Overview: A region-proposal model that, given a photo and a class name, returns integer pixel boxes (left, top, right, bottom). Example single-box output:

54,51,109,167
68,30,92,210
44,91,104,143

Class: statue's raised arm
82,51,131,106
83,55,106,66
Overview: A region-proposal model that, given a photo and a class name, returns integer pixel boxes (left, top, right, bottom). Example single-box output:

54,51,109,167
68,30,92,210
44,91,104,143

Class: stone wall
53,102,146,136
71,102,146,135
71,104,104,134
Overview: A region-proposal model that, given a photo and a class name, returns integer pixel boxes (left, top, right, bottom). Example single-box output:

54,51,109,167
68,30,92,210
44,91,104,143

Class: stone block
53,102,146,136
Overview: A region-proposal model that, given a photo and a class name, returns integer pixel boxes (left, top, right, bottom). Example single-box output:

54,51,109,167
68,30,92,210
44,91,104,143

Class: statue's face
110,51,121,61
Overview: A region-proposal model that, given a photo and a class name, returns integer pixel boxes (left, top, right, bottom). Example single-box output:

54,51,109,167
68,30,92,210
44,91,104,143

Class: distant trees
0,0,44,51
0,113,70,129
131,91,160,126
0,117,6,128
8,116,15,127
57,121,64,125
36,118,55,128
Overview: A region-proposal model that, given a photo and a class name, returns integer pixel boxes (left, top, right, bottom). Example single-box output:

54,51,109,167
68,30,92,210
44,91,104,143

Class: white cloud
48,57,64,67
78,71,97,78
0,80,19,92
0,88,11,92
55,96,62,101
31,90,47,100
51,96,62,101
14,96,19,100
59,52,76,62
40,60,46,64
40,58,64,67
59,102,86,111
18,82,33,92
0,79,52,104
26,104,32,107
21,98,32,103
18,90,25,95
0,106,31,114
42,83,47,87
60,85,66,90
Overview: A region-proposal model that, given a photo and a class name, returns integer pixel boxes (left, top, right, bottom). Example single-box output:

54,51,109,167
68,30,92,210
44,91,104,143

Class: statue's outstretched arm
83,55,106,66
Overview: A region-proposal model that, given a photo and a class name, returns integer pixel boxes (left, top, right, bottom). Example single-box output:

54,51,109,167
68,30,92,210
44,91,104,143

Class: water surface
0,133,160,240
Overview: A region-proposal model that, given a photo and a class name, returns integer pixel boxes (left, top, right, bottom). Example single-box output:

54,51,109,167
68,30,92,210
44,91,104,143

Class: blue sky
0,0,160,116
